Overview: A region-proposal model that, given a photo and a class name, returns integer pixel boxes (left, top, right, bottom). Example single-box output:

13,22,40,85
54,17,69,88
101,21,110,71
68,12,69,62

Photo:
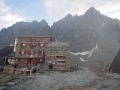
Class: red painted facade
15,36,51,65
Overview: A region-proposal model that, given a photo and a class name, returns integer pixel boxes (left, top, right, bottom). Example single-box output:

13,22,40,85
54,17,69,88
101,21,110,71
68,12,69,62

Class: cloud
0,0,25,30
44,0,120,23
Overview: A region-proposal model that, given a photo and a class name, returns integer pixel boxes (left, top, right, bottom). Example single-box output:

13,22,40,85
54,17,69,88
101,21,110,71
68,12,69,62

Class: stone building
14,36,52,65
45,42,70,71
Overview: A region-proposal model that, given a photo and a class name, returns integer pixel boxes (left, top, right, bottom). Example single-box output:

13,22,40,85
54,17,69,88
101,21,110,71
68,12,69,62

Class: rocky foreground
5,67,120,90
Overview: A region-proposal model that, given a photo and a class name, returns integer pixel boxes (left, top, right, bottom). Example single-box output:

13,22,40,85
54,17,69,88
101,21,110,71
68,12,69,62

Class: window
31,51,35,55
23,43,26,46
38,43,46,47
32,43,36,47
56,56,60,58
21,51,26,55
29,43,36,47
41,51,45,54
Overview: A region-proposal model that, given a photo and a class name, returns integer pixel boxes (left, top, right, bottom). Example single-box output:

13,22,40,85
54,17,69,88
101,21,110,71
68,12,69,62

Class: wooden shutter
28,50,31,54
38,50,41,54
19,50,22,55
26,58,30,64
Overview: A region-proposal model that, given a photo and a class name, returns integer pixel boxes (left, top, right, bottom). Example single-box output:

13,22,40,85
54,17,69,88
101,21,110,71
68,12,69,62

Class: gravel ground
7,67,120,90
12,67,97,90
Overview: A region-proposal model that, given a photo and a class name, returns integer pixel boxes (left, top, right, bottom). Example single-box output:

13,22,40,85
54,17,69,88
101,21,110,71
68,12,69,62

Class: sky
0,0,120,30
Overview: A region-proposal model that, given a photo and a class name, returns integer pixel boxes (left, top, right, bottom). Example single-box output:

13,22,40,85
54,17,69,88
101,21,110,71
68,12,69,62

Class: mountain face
0,7,120,69
0,20,51,48
51,7,120,55
0,7,120,57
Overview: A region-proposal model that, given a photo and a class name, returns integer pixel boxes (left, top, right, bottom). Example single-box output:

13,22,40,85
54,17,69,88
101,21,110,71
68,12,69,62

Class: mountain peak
84,7,100,16
40,19,48,26
88,7,96,11
65,14,73,18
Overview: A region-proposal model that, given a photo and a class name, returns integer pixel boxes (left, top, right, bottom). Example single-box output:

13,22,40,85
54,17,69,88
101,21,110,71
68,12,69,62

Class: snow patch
87,42,102,58
80,57,87,62
70,51,90,56
13,38,18,52
71,42,103,58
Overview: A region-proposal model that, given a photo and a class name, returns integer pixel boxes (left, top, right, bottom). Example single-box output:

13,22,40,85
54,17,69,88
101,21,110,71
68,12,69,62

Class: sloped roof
46,41,69,47
109,49,120,74
17,35,51,39
0,46,14,57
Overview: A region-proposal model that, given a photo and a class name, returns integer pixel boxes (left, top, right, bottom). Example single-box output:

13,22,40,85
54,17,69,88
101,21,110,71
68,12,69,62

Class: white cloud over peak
0,0,25,30
44,0,120,23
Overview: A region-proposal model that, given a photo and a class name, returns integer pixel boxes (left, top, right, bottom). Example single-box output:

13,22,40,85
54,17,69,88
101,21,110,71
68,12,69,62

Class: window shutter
52,56,55,58
19,50,22,54
37,58,40,62
47,55,50,58
18,58,21,62
63,56,65,58
29,43,31,47
20,43,23,47
43,51,45,54
26,58,30,64
28,50,31,54
43,43,46,46
38,43,40,46
22,51,25,54
38,50,41,54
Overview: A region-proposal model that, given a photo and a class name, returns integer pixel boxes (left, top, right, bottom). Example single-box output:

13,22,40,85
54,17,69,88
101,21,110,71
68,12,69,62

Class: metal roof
46,41,69,47
16,35,51,39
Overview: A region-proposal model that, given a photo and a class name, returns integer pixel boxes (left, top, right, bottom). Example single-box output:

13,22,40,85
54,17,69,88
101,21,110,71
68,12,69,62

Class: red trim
19,50,22,55
43,43,46,46
43,51,45,54
38,43,41,46
18,58,21,63
37,58,40,62
29,43,31,47
37,50,41,54
28,50,31,54
47,55,55,58
25,43,28,46
62,56,65,58
20,43,23,47
42,59,44,62
26,58,30,64
17,36,51,39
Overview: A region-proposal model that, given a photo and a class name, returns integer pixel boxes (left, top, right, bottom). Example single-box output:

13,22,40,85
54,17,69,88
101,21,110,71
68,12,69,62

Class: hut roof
0,46,14,57
109,49,120,74
46,41,69,47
